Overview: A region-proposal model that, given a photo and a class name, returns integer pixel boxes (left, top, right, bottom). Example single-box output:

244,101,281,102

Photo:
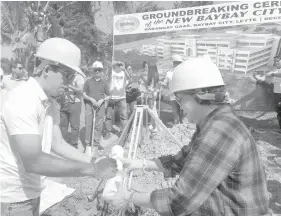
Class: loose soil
42,118,281,216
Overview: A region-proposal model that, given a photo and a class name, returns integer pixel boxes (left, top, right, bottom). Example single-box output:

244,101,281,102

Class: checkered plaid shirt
151,105,270,216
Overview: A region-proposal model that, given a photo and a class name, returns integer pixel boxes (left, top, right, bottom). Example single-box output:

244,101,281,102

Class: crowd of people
0,47,186,158
0,37,278,216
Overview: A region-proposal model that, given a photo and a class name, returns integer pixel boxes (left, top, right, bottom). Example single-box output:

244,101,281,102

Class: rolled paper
110,145,124,158
102,172,124,197
103,145,125,197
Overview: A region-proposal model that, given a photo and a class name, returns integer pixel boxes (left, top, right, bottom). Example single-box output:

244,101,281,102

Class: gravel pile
42,122,281,215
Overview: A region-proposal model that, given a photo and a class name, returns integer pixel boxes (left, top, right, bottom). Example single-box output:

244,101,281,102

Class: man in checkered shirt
104,56,270,216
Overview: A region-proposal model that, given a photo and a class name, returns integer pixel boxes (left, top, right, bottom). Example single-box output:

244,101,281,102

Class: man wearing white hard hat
83,61,110,156
104,56,270,215
161,54,183,125
0,38,117,216
59,49,86,149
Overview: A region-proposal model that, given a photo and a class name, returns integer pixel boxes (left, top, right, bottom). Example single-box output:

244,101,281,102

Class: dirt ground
42,113,281,216
42,72,281,216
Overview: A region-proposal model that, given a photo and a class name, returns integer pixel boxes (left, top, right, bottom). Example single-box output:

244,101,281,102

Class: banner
113,1,281,112
114,1,281,35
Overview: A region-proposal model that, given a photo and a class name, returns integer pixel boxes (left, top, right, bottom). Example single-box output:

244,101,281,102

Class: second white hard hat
34,37,85,77
172,54,183,62
171,56,225,93
92,61,103,68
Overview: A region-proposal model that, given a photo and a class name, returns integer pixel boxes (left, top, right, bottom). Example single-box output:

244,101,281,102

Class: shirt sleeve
103,81,110,96
83,80,89,94
75,74,85,86
158,144,192,178
151,117,241,216
3,99,40,135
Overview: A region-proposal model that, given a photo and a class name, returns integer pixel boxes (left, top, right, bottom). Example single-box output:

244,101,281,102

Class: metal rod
117,108,136,147
91,109,96,154
122,108,142,189
127,108,141,159
145,95,149,141
128,108,143,190
147,108,182,148
158,87,161,115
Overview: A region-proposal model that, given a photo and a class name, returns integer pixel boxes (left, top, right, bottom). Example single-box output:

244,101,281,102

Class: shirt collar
27,77,48,103
92,77,101,82
198,105,232,129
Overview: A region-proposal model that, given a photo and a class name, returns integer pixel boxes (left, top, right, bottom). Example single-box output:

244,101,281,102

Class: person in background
125,64,141,117
160,54,184,125
1,61,27,91
141,61,160,136
254,57,281,130
271,58,281,130
104,61,128,139
59,63,85,149
0,38,117,216
104,56,270,216
83,61,110,156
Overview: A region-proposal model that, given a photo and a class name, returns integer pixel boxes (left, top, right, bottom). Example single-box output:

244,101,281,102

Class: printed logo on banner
115,16,140,33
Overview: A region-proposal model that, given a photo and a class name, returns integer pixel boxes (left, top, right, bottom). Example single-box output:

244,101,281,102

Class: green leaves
174,1,213,9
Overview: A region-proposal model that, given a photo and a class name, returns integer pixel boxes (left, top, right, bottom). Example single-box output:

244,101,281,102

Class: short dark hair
33,58,59,77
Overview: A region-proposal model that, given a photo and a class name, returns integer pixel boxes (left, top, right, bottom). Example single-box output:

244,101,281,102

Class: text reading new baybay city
142,1,281,25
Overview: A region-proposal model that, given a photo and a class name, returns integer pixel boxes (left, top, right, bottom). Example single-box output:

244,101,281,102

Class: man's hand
94,157,118,179
103,182,132,211
97,99,104,107
91,99,99,108
104,96,111,101
120,158,142,174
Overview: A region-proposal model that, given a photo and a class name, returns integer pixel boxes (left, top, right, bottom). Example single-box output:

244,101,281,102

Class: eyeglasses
50,64,75,79
94,68,103,72
174,90,200,107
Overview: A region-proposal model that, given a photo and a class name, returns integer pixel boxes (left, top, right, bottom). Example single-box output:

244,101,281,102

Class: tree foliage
173,1,214,9
1,1,216,73
1,2,29,45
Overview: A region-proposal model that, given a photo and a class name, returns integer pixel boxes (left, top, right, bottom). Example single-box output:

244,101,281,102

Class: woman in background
141,61,160,137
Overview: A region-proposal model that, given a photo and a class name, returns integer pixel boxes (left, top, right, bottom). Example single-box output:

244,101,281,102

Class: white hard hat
172,54,183,62
92,61,103,68
171,56,225,93
34,38,85,77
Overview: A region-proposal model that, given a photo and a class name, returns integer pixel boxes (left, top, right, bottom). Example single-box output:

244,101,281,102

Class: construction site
1,1,281,216
36,69,281,215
